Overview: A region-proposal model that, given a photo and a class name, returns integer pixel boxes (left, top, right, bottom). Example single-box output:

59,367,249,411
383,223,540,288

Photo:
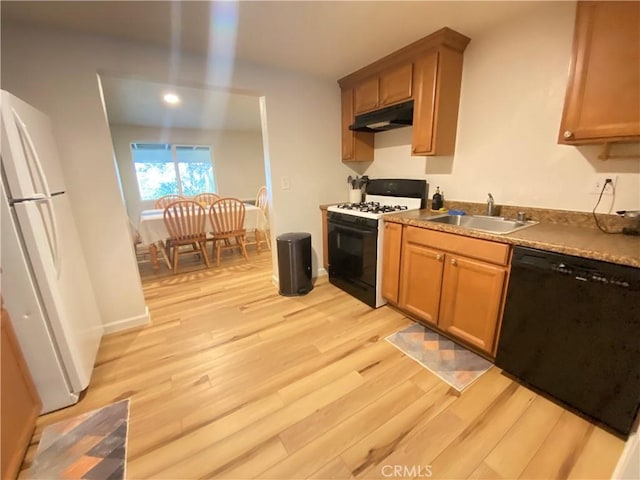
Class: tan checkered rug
386,323,493,391
27,399,129,479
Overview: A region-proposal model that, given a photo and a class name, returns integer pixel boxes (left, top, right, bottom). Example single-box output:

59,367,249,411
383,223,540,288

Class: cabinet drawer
404,226,510,265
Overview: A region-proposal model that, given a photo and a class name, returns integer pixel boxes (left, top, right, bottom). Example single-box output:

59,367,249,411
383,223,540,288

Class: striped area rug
27,399,130,479
386,323,493,392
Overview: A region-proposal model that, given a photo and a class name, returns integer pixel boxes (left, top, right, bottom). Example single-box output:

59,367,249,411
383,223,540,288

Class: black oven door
327,212,378,307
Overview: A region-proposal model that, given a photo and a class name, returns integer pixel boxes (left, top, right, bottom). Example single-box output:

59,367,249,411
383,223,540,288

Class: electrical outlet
590,175,617,196
280,176,290,190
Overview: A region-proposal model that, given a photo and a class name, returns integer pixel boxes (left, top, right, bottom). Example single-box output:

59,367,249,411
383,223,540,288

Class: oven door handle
329,222,377,235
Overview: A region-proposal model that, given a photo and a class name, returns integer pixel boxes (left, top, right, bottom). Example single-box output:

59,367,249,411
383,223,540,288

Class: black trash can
277,232,313,296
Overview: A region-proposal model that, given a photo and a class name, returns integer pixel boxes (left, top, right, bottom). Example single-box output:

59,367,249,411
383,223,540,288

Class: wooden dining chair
208,198,249,266
155,194,185,209
193,192,220,206
128,218,171,270
163,200,210,273
253,186,271,251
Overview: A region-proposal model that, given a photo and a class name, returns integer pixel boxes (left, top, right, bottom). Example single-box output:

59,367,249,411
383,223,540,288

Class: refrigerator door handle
11,107,53,198
41,196,62,278
12,108,61,277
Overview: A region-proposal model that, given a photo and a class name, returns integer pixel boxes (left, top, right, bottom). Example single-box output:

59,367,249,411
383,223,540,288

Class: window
132,143,216,200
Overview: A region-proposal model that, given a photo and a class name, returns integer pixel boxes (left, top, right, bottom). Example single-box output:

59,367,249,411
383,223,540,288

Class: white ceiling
2,1,547,79
99,75,262,131
3,1,548,130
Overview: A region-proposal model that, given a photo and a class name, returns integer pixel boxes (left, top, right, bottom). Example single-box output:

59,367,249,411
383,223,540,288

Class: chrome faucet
486,193,495,216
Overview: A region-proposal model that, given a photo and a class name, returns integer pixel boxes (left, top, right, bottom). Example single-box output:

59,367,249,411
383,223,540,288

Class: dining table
137,204,268,271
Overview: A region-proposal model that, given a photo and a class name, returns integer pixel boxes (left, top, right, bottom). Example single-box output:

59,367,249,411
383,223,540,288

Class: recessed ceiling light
163,93,180,105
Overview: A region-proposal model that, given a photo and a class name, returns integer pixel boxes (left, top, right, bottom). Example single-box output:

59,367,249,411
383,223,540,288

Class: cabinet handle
451,258,457,266
436,254,442,261
563,130,573,139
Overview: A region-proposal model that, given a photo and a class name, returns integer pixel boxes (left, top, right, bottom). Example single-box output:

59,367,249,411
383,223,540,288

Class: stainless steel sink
422,214,539,235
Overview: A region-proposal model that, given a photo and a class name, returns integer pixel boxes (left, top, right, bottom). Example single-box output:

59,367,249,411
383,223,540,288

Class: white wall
3,2,638,331
1,24,352,330
613,428,639,480
361,2,640,213
109,124,266,219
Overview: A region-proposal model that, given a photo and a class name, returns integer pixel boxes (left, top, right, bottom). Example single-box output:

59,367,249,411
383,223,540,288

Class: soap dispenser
432,187,443,210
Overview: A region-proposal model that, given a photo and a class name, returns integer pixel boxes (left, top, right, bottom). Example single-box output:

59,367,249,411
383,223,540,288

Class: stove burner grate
336,202,409,214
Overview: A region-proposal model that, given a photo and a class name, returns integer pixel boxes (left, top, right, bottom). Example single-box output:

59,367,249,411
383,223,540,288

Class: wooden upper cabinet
338,27,470,160
354,77,380,114
412,48,466,156
379,63,413,107
341,88,374,162
381,222,403,304
354,64,413,115
559,1,640,144
411,52,438,155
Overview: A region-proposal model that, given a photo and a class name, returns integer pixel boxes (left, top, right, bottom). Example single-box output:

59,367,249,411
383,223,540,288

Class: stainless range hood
349,100,414,133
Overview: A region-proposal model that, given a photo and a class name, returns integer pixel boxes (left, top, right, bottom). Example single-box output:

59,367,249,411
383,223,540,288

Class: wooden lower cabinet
399,242,443,325
1,305,41,479
321,208,328,270
439,255,507,352
381,222,404,304
391,226,509,355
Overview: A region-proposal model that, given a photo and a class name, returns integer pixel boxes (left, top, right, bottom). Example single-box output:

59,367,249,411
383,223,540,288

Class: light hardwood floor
20,254,624,479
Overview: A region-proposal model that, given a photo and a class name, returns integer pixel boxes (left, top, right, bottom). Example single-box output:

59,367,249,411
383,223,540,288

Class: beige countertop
385,209,640,268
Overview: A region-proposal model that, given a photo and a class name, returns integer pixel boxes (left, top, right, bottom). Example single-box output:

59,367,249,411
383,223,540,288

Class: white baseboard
103,306,150,334
316,267,328,277
612,427,640,479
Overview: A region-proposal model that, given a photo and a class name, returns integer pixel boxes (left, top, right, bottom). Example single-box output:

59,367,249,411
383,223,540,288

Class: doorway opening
97,72,272,278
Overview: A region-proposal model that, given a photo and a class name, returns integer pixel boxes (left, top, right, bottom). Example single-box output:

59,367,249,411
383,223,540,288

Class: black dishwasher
496,246,640,437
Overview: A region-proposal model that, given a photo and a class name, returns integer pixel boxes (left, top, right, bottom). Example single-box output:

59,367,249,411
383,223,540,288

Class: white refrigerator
1,90,103,413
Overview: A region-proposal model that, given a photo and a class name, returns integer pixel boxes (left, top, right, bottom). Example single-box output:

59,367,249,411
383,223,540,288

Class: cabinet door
354,77,380,114
559,1,640,143
1,307,41,480
439,255,506,353
399,242,444,325
380,63,413,107
321,209,328,270
341,88,374,162
411,51,438,155
381,222,403,303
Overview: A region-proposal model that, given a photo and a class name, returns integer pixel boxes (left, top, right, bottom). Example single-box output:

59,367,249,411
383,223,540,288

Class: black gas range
327,179,427,307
